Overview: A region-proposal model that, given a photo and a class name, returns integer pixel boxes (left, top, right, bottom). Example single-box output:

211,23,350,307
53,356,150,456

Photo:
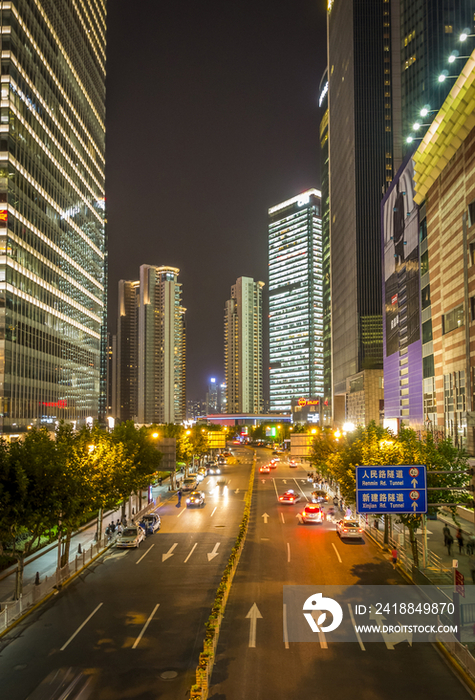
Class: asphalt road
0,447,254,700
209,452,475,700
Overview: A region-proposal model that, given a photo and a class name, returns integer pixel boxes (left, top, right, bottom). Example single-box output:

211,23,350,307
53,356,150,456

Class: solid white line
287,542,291,562
184,543,198,563
280,512,285,524
272,478,280,501
60,603,103,651
293,478,308,501
332,542,342,563
283,603,290,649
210,506,217,517
347,603,366,651
177,507,186,518
136,544,155,565
132,604,160,649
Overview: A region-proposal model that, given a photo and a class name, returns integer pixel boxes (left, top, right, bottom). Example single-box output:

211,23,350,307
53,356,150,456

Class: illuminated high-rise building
224,276,264,414
268,190,323,413
117,266,186,424
0,1,107,432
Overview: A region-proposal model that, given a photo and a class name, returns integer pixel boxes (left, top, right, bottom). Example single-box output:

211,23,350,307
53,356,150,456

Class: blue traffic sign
356,465,427,515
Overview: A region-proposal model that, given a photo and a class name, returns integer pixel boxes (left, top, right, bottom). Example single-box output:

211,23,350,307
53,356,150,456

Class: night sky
105,0,328,399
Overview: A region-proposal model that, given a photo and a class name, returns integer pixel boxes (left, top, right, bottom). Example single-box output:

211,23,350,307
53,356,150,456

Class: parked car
186,491,206,507
116,525,145,548
312,490,328,503
140,513,161,534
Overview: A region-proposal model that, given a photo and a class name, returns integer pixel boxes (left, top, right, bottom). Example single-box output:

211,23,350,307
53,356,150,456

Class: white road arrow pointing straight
162,543,178,562
246,603,263,648
262,513,269,524
235,489,240,494
207,542,221,561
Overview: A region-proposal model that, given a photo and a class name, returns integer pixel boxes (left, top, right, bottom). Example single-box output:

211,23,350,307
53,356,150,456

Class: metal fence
443,633,475,679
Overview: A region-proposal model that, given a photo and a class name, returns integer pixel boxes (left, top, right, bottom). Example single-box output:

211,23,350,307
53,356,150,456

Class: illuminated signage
327,0,334,11
298,398,320,407
391,294,398,305
40,400,67,408
0,210,7,222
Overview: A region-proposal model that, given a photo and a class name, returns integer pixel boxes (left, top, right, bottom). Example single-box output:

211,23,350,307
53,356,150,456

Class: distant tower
268,190,323,412
224,277,264,414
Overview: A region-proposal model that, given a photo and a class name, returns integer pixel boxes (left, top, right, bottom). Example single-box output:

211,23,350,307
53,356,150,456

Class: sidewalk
0,479,174,603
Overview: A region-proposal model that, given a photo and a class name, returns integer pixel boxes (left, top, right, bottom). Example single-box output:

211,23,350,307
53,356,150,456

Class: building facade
0,1,107,432
224,276,264,414
268,189,324,413
117,266,186,425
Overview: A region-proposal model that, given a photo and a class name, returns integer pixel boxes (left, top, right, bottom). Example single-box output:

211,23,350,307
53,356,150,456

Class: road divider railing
0,498,160,636
190,458,256,700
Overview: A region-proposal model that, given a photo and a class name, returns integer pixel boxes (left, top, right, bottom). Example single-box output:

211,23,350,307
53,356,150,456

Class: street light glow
406,136,414,143
413,122,421,131
460,32,468,41
448,54,456,63
343,422,355,432
420,107,429,117
438,74,446,82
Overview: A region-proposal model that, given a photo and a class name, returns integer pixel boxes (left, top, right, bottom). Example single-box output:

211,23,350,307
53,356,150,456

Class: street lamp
438,71,458,83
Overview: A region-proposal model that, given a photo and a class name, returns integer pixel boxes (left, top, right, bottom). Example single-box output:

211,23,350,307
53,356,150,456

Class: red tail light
358,529,363,532
279,497,283,501
343,529,348,533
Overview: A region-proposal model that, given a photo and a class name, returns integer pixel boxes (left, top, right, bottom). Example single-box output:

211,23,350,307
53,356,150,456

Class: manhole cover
14,665,27,671
160,671,178,680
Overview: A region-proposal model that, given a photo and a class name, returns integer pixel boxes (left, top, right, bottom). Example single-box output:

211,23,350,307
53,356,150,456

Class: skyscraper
117,266,186,425
268,189,323,413
224,276,264,414
0,1,107,432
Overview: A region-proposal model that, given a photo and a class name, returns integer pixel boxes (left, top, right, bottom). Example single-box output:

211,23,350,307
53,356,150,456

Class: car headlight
186,498,190,503
216,469,220,474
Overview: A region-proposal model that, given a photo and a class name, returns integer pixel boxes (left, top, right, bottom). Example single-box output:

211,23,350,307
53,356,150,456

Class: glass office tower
268,190,323,413
0,1,107,432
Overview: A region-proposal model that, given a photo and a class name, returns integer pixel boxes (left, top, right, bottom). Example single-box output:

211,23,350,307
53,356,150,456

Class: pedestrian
391,547,398,568
467,534,475,555
446,532,454,556
373,519,380,530
121,514,127,527
110,521,116,533
469,555,475,584
158,477,163,486
345,507,352,518
176,488,182,507
456,528,464,554
117,523,123,535
442,524,451,546
333,496,339,506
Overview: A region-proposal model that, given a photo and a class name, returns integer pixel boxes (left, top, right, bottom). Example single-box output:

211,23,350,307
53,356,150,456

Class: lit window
445,25,453,33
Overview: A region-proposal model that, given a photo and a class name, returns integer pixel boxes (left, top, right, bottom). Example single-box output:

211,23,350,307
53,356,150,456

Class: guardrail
189,459,256,699
0,498,160,636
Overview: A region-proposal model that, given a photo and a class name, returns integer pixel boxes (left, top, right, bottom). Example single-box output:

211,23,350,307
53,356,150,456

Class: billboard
381,157,423,426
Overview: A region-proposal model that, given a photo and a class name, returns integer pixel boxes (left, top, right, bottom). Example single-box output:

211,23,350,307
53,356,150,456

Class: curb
435,640,475,695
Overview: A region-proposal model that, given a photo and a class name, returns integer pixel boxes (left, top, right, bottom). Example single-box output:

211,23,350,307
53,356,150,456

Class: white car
116,525,146,548
299,505,324,524
182,477,198,491
140,513,161,534
336,519,364,540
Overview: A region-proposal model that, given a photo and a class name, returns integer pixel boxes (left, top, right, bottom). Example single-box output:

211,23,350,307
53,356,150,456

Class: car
182,477,198,492
197,468,207,481
186,491,206,507
140,513,161,534
289,460,297,468
272,450,279,455
206,465,221,475
269,459,278,467
116,525,146,548
336,519,364,539
259,465,271,473
223,451,232,457
279,490,301,504
312,490,328,503
299,504,324,524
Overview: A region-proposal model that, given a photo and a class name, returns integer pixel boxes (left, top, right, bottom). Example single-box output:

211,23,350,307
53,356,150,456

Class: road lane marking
246,603,263,648
272,478,280,501
332,543,342,563
347,603,366,651
177,507,186,518
162,543,178,562
132,603,160,649
283,603,290,649
136,544,154,564
184,543,198,563
207,542,220,561
262,513,269,524
293,479,308,501
210,506,217,517
280,512,285,524
287,543,291,562
60,603,103,651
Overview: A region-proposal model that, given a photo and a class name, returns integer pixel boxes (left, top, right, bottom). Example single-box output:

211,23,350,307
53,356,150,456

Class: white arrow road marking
184,543,198,563
207,542,221,561
136,544,154,565
293,478,308,501
261,480,266,484
177,507,186,518
262,513,270,524
283,603,290,649
246,603,263,648
332,543,342,563
210,506,217,517
287,542,291,562
280,512,285,524
296,513,303,524
234,489,240,494
132,604,160,649
60,603,103,651
283,479,287,484
347,604,366,651
162,543,178,562
368,606,413,649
